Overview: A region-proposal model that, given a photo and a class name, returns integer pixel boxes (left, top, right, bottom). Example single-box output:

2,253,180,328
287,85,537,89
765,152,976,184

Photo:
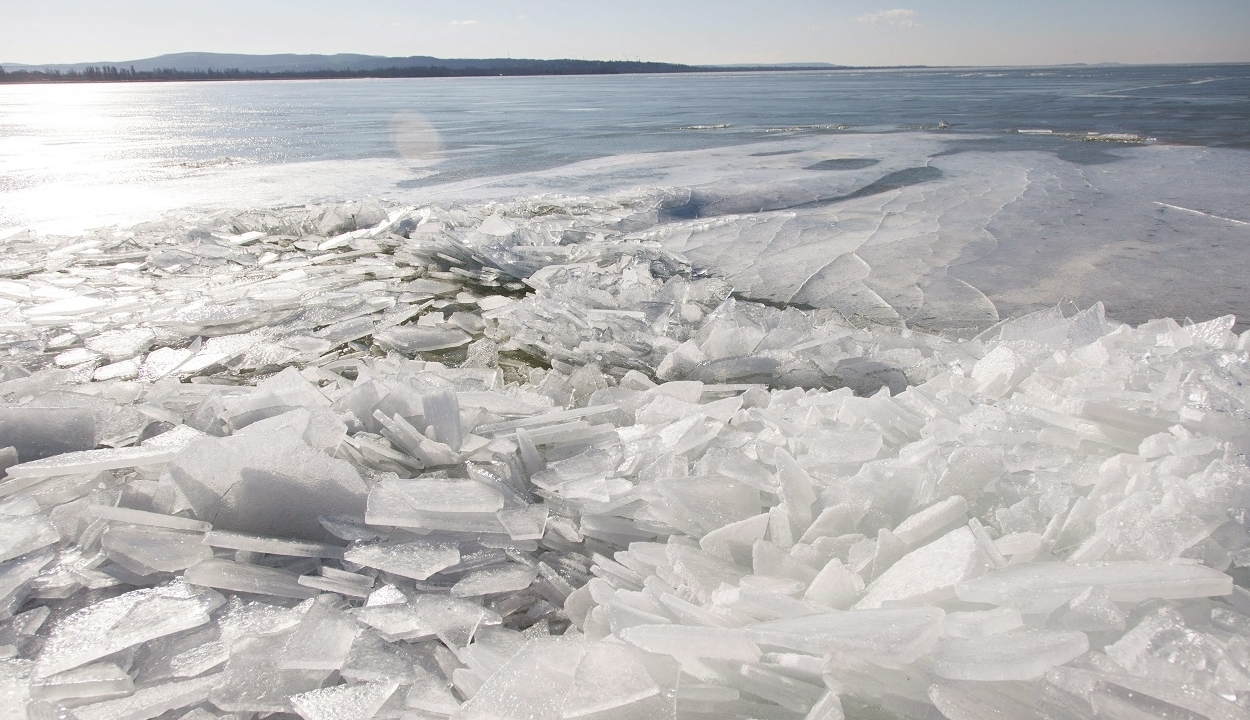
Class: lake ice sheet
0,129,1249,719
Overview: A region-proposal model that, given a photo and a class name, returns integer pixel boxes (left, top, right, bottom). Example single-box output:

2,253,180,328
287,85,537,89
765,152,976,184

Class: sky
2,0,1248,67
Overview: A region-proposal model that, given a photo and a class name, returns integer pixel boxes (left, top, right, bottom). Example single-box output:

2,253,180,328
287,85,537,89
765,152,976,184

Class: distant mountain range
0,52,845,76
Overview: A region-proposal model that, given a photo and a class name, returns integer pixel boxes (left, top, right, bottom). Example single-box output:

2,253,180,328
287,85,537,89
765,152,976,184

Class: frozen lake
2,66,1250,720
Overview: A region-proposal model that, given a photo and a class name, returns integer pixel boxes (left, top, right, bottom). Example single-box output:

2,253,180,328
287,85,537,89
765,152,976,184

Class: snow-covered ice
0,131,1249,719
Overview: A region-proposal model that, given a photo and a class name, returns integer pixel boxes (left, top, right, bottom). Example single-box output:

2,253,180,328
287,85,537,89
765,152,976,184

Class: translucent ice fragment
804,558,864,609
655,475,762,537
0,552,54,615
955,560,1233,613
930,630,1089,680
561,642,662,719
619,624,761,663
282,597,360,671
497,504,549,541
747,607,944,665
204,530,344,559
29,662,133,703
422,387,463,451
130,624,226,684
26,295,107,318
68,674,218,720
928,682,1047,720
3,444,182,480
88,505,212,532
374,326,470,353
457,638,584,720
100,525,212,575
891,495,968,547
365,478,506,533
210,632,332,713
855,526,987,609
942,608,1023,639
699,513,770,566
183,559,318,600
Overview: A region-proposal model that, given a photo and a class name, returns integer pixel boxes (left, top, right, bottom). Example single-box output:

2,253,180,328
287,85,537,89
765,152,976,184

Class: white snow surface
0,161,1249,719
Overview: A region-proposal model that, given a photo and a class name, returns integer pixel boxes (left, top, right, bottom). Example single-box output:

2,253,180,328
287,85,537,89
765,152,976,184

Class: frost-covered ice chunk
0,659,32,720
0,515,59,564
451,563,539,597
343,541,460,581
36,581,222,677
84,328,156,361
290,680,399,720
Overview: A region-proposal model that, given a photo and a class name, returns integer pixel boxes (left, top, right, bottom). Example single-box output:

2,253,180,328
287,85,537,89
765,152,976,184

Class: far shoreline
0,62,929,85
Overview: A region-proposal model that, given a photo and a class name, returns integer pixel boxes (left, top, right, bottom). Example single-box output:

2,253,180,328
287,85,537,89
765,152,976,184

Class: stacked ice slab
0,198,1248,720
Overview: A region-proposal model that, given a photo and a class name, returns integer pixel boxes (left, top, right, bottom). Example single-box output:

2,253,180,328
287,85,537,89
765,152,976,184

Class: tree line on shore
0,60,785,83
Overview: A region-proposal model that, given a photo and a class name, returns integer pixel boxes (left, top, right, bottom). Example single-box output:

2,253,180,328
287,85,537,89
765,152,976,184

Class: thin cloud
857,9,917,28
449,20,478,26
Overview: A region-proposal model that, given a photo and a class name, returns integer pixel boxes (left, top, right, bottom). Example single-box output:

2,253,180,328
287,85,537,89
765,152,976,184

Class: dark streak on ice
804,158,881,171
657,165,944,221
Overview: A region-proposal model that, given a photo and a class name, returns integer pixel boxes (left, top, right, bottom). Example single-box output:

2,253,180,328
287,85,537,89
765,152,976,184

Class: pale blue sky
3,0,1248,66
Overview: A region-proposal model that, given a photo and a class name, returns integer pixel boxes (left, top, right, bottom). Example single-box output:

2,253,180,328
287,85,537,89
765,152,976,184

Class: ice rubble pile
0,199,1249,720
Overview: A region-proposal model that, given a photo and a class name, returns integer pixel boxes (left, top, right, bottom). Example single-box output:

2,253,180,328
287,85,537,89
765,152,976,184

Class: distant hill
0,52,842,76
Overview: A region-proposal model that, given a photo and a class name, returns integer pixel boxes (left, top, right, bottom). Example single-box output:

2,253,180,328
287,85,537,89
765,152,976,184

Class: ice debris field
1,176,1250,720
